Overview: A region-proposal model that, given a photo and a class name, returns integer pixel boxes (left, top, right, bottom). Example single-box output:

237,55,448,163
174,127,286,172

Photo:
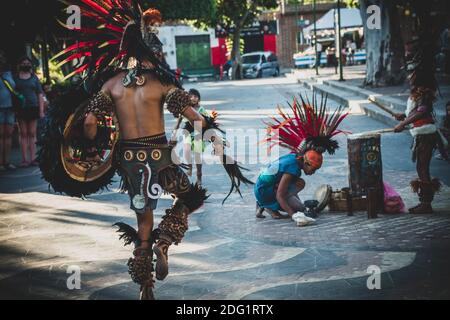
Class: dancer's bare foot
265,208,289,219
127,247,155,300
256,203,265,218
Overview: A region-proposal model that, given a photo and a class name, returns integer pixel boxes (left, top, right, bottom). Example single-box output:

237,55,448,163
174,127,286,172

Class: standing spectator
350,41,357,65
13,56,44,167
314,41,323,69
0,51,16,171
182,89,212,187
345,40,355,66
341,47,347,66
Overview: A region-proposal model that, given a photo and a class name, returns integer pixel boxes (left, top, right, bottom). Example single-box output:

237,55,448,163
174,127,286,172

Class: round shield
60,108,120,183
314,184,332,212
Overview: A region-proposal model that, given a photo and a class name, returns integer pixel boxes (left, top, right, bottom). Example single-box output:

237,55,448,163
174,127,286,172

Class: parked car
242,51,280,79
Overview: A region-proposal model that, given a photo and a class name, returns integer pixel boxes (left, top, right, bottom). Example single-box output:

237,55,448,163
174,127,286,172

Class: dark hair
188,89,201,100
17,56,32,64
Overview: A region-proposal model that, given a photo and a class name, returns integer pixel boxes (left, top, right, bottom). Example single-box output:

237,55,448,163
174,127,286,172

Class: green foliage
213,0,278,29
143,0,216,20
344,0,359,8
32,48,68,87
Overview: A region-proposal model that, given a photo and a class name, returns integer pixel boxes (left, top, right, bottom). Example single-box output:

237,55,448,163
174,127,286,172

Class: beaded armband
85,91,114,120
165,88,193,118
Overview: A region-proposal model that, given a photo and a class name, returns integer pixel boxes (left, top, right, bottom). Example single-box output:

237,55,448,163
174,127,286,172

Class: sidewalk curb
296,74,448,128
296,77,404,128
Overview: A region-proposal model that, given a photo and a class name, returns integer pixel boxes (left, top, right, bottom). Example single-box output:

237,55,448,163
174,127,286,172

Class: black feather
37,86,117,197
221,155,254,205
178,183,209,212
113,222,138,246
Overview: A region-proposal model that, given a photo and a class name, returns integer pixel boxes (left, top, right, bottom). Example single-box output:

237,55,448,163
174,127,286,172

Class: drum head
314,184,332,212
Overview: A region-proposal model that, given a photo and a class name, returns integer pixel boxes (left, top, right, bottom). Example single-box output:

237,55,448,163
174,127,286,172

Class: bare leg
27,119,38,164
287,195,305,213
18,120,30,165
255,203,265,218
135,208,155,300
154,166,205,281
264,208,286,219
276,178,305,218
410,137,435,214
136,208,154,249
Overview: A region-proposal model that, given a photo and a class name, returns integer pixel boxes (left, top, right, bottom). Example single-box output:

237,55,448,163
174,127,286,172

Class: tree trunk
360,0,405,86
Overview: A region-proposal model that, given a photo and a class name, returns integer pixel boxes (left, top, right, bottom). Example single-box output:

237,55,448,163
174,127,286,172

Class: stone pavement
1,77,450,299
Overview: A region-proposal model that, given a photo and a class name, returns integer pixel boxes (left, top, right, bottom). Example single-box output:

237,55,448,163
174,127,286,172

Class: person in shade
394,37,448,214
14,56,44,167
0,51,16,171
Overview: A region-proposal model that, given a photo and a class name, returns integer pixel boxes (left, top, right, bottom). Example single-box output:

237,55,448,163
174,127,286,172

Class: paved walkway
1,77,450,299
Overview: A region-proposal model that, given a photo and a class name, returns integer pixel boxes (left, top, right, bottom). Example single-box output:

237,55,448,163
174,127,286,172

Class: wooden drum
347,133,384,213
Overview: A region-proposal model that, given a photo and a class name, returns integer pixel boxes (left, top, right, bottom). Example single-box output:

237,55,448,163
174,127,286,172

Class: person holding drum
256,93,347,226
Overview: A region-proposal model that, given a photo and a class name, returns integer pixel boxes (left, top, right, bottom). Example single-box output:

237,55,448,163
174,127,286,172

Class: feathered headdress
53,0,180,90
264,93,348,156
404,36,438,92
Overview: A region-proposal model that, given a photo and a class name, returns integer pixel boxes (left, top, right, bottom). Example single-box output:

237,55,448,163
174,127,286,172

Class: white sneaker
292,212,316,227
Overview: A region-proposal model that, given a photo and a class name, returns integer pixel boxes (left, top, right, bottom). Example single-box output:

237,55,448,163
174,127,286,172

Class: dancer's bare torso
101,71,203,140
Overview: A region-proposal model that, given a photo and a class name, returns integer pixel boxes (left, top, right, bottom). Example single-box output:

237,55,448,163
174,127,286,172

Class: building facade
275,0,339,68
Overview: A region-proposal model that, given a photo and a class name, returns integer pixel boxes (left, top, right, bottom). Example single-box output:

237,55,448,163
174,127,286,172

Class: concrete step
322,80,406,114
311,84,355,108
323,79,448,124
297,75,448,129
358,102,398,127
297,78,399,128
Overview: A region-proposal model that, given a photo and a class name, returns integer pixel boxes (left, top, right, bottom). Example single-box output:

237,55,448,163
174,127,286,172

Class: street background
1,75,450,299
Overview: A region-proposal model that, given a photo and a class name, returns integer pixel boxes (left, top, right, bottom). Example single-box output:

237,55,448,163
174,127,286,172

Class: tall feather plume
53,0,180,91
263,92,349,155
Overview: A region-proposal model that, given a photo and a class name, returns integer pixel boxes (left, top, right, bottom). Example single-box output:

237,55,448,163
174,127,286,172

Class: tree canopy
205,0,278,31
144,0,216,21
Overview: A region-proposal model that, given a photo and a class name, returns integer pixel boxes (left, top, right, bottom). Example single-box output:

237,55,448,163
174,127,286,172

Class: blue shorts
0,108,15,126
254,182,299,211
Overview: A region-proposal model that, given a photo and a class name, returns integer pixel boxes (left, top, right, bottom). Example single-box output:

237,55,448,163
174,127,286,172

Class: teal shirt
254,153,302,210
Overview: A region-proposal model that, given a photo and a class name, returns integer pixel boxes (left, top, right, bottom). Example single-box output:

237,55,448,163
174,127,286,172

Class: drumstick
367,96,397,117
169,116,183,145
350,128,395,137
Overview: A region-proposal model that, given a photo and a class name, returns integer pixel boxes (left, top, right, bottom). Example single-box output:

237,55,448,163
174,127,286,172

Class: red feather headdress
264,93,349,155
53,0,179,90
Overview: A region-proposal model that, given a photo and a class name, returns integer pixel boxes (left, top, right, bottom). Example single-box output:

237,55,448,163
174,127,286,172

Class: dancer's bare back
101,71,204,140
